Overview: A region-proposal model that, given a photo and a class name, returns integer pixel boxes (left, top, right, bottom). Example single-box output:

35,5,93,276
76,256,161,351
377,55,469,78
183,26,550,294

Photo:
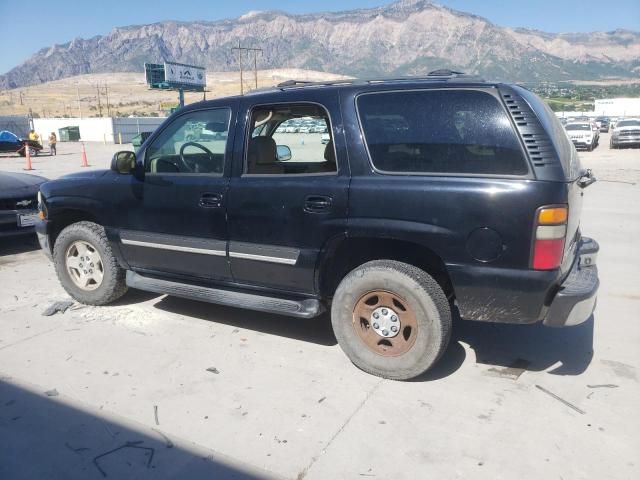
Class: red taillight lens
532,205,568,271
533,238,565,270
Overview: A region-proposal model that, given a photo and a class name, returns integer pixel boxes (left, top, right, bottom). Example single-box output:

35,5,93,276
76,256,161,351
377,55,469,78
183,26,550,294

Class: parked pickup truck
36,71,599,380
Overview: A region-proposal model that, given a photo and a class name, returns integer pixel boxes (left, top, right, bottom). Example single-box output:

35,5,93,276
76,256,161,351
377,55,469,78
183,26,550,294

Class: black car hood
0,172,48,199
57,169,110,181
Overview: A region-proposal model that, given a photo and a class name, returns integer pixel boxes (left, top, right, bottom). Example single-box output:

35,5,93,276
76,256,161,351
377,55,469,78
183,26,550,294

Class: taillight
532,206,568,270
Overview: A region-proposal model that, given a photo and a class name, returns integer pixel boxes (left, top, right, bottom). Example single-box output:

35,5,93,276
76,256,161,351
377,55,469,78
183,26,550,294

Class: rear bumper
543,237,599,327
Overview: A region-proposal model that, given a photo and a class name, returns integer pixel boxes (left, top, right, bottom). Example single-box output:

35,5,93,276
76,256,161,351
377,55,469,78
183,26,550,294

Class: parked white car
610,118,640,149
565,122,598,151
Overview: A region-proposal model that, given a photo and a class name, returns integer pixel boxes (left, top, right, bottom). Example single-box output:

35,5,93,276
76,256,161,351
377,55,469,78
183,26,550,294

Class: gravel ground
0,135,638,479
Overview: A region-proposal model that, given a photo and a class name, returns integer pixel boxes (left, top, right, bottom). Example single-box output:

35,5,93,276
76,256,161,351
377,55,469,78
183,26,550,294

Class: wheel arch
317,236,454,300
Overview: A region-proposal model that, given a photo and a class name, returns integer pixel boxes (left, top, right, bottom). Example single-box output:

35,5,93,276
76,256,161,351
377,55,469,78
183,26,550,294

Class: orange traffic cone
81,142,89,167
24,142,33,171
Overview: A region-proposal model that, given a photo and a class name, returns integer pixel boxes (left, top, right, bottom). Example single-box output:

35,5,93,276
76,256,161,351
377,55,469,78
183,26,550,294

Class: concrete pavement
0,138,639,479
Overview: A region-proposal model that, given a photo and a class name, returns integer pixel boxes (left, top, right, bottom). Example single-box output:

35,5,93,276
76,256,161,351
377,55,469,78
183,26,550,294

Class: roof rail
272,71,485,91
276,80,314,88
428,69,466,76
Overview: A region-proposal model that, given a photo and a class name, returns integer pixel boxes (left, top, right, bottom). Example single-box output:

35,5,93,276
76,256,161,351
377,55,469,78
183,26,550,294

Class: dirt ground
0,69,351,118
0,135,638,479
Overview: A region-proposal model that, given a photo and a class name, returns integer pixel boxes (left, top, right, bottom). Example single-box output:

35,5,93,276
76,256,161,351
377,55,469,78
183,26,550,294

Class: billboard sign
164,62,206,89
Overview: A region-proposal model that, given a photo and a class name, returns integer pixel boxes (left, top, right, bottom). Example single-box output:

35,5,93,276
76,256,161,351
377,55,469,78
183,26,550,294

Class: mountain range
1,0,639,89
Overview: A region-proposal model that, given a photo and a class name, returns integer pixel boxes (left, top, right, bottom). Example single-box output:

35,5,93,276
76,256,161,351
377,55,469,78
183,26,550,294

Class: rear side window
357,90,528,176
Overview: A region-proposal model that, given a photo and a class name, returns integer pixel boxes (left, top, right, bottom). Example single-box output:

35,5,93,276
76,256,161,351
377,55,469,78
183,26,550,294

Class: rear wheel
53,221,127,305
331,260,451,380
29,147,38,157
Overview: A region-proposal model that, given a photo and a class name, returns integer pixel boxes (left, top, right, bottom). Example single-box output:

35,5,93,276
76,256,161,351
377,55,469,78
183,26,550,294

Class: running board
126,271,324,319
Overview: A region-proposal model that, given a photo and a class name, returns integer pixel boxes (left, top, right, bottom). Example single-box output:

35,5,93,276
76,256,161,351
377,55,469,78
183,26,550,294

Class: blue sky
0,0,638,74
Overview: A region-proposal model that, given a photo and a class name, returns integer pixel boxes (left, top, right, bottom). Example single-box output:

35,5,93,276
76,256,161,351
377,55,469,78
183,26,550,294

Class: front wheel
331,260,451,380
53,221,128,305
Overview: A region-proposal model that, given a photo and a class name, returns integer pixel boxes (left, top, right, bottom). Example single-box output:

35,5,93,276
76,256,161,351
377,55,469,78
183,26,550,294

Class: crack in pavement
0,326,61,351
296,378,384,480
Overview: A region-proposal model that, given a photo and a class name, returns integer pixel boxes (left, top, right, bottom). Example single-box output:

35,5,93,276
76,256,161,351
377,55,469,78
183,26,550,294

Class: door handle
199,193,223,208
304,195,332,213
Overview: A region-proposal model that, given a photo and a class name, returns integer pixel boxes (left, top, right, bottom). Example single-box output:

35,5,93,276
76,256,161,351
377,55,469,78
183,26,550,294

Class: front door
227,97,349,294
118,106,234,282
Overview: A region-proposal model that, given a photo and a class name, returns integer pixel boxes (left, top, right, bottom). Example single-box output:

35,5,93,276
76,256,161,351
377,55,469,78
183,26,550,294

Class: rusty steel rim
352,290,418,357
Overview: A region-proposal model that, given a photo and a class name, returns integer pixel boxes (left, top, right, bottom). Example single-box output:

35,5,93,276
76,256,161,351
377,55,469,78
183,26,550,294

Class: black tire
53,221,128,305
587,143,593,152
331,260,451,380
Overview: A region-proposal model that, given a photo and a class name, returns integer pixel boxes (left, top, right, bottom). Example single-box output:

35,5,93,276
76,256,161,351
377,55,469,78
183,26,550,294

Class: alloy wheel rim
65,240,104,291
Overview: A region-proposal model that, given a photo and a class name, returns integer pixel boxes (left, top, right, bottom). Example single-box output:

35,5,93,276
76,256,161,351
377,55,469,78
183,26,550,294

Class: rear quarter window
357,90,529,176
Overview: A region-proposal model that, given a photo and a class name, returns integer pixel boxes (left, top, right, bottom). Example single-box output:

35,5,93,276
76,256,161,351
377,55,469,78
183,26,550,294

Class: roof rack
271,70,484,92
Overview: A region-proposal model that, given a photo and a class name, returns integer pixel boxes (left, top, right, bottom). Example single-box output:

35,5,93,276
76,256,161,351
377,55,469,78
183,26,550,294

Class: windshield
565,124,591,131
616,120,640,128
0,130,19,142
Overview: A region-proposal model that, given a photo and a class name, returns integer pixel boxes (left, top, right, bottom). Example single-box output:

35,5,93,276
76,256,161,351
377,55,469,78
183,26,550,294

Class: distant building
594,98,640,117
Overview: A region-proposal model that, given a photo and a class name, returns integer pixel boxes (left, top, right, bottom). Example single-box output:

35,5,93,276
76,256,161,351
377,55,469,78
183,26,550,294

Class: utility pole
104,84,111,117
96,84,103,117
76,84,82,118
232,42,263,94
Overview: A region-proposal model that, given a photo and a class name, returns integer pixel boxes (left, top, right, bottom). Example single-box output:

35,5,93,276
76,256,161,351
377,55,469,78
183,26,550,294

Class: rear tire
331,260,451,380
53,221,128,305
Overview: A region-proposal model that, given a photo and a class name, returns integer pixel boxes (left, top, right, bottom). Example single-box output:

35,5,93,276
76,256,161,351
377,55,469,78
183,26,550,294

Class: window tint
617,120,640,127
145,108,230,174
246,104,336,175
357,90,528,176
565,124,591,131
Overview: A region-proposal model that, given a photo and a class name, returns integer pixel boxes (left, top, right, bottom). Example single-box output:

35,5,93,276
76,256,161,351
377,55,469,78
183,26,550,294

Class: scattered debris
206,367,220,374
153,405,159,425
44,389,59,397
93,441,155,478
487,359,530,380
232,329,240,334
586,384,619,389
535,385,585,415
317,396,326,404
42,300,74,317
151,428,174,449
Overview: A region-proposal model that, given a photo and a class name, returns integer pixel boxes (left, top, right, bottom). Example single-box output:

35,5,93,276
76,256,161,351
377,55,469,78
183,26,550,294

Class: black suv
36,72,599,380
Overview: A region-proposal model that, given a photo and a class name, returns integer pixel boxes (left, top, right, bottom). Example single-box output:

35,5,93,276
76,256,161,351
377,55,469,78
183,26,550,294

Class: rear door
226,93,349,294
117,106,235,282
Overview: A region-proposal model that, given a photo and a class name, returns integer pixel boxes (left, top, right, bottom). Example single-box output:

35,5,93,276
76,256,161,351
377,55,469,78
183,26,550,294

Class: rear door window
357,90,529,176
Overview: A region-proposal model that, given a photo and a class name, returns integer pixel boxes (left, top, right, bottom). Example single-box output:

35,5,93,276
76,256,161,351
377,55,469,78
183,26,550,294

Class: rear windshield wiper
578,169,597,189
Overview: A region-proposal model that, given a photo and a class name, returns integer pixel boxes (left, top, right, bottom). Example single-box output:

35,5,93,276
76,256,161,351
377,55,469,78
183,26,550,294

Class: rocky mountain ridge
1,0,638,89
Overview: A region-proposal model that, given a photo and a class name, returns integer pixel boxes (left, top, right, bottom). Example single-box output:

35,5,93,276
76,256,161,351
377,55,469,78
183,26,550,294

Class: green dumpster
58,126,81,142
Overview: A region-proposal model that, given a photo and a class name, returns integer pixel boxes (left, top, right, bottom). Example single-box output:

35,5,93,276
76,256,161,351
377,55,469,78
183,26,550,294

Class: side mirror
111,151,136,174
276,145,292,162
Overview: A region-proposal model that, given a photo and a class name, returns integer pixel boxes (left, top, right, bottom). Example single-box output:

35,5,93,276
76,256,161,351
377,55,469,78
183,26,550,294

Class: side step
126,271,324,319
